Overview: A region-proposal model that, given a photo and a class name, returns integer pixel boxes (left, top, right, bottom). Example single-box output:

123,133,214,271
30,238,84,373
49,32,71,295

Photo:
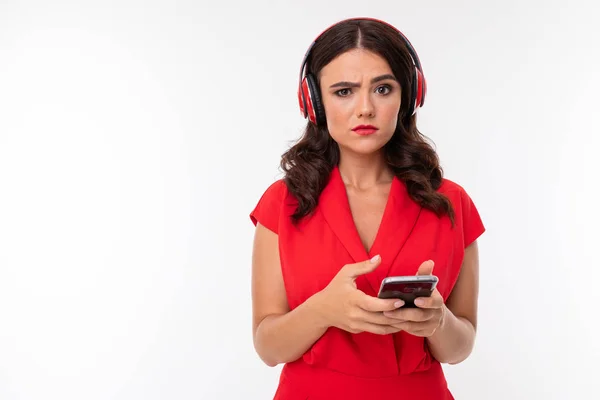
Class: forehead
318,49,393,82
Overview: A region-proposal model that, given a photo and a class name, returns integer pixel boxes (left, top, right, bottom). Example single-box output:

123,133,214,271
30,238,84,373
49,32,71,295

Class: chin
339,139,389,156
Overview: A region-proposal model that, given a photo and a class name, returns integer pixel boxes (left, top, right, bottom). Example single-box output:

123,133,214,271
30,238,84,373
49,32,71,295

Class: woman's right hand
313,255,405,335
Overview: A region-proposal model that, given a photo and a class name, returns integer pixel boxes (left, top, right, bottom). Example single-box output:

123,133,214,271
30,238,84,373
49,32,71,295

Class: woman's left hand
383,260,446,337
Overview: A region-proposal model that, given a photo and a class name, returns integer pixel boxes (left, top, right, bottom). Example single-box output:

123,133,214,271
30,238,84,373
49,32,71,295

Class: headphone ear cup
408,67,426,116
298,81,308,118
305,74,326,125
407,66,418,116
300,76,317,124
415,68,426,108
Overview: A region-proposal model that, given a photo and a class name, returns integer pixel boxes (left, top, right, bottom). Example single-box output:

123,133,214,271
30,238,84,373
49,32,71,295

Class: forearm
426,305,476,364
253,293,328,367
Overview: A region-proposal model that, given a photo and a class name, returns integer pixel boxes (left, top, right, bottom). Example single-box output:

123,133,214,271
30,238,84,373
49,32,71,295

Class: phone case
377,276,438,307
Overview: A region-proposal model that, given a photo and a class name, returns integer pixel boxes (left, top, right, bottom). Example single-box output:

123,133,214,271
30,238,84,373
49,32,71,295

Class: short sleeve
459,187,486,248
249,179,286,234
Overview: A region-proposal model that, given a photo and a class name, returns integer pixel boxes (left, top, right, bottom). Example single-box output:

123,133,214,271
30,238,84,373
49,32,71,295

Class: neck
337,149,394,190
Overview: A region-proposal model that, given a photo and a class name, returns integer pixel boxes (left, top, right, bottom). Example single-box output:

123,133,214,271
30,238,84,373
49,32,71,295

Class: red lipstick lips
352,125,379,135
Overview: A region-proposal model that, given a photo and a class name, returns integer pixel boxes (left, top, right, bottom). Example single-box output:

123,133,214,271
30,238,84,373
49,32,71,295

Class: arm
251,223,328,367
426,240,480,364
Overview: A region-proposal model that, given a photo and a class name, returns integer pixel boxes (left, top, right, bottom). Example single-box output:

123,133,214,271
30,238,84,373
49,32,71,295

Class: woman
249,17,485,400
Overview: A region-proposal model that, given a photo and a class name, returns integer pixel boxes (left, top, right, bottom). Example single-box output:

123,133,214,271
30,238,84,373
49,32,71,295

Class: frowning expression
318,48,402,155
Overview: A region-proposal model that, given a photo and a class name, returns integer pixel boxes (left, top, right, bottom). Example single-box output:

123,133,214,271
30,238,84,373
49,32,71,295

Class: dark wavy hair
280,19,455,226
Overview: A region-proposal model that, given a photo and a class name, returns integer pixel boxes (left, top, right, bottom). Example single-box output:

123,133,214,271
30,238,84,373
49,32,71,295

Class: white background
0,0,598,399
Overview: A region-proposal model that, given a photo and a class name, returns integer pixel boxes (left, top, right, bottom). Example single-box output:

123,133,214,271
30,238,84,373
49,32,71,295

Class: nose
356,90,375,118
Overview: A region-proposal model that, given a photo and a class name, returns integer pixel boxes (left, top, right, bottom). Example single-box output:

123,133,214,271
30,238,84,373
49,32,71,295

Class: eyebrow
329,74,397,89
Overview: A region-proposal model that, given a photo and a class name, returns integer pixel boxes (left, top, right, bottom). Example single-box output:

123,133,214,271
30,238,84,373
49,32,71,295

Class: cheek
381,104,400,129
385,114,399,132
323,99,352,130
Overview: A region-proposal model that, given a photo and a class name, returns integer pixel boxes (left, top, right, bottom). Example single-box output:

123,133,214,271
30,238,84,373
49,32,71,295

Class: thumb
416,259,435,276
345,254,381,278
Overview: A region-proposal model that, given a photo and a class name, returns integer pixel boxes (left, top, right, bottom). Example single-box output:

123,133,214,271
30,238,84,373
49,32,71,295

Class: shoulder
438,177,485,246
259,178,288,200
249,179,290,234
437,178,475,207
437,178,466,196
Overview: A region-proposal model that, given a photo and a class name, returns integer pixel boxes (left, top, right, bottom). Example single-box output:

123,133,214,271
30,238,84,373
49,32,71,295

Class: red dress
250,165,485,400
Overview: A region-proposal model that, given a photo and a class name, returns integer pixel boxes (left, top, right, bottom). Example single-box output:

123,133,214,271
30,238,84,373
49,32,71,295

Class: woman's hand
314,255,406,335
383,260,446,337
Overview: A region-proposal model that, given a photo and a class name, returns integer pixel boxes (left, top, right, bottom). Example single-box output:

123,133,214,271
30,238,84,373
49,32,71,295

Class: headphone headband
298,17,427,125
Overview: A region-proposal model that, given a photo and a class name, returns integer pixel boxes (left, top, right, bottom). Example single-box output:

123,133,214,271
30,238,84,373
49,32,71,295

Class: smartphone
377,275,439,307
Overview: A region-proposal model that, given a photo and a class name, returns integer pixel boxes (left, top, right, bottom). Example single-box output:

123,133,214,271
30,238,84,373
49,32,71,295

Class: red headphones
298,17,427,126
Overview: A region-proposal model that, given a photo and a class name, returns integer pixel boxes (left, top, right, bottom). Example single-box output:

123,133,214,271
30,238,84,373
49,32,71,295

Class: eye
376,85,392,95
334,88,352,97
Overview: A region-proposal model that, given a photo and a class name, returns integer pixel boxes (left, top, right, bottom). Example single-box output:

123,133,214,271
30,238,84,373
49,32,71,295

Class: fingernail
414,298,425,306
394,300,404,308
370,255,380,263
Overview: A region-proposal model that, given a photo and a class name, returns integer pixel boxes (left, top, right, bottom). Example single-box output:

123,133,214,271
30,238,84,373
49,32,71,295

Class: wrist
429,303,451,341
306,290,331,330
439,303,449,331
